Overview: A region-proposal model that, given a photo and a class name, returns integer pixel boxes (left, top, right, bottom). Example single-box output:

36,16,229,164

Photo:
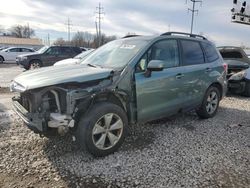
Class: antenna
187,0,203,34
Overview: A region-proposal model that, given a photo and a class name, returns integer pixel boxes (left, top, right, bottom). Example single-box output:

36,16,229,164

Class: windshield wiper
87,63,103,68
87,63,98,68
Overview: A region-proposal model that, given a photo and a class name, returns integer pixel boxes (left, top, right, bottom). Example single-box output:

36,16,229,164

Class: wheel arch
0,55,5,61
209,82,223,100
74,91,128,128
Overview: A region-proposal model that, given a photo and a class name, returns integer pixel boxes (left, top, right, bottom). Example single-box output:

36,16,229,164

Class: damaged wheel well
73,92,127,128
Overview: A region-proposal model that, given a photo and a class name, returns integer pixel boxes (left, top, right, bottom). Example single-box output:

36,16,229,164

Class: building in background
0,36,43,50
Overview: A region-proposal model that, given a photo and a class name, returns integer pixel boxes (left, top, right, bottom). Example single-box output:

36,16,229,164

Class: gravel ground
0,94,249,188
0,64,23,88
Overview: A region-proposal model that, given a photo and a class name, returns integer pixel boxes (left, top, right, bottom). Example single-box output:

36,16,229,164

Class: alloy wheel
92,113,124,150
206,91,218,114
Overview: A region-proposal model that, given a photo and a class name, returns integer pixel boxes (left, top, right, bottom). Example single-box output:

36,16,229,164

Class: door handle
176,73,184,79
205,68,212,73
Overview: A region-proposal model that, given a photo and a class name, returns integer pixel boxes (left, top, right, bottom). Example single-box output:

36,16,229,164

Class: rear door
135,39,186,122
59,47,74,60
179,39,207,107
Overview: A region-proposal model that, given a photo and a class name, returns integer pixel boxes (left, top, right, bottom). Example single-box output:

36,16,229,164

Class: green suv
10,32,227,157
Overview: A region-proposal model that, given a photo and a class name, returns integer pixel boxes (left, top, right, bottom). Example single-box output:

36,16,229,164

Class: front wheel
29,60,42,69
196,86,220,119
76,102,128,157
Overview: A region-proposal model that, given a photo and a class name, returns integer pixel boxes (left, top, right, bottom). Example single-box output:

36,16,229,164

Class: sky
0,0,250,46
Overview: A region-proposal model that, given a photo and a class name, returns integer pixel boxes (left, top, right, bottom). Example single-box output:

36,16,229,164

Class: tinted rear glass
181,40,205,65
201,42,219,62
220,51,243,59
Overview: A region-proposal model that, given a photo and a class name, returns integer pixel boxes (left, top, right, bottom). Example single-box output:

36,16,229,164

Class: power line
187,0,202,34
95,2,104,47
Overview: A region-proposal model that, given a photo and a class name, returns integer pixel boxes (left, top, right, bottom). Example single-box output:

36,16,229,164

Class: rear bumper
12,97,46,133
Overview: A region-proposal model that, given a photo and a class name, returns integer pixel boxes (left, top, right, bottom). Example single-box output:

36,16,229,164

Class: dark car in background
218,46,250,96
16,46,82,70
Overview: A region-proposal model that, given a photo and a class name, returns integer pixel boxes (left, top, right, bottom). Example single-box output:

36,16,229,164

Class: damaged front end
228,68,250,94
11,78,113,136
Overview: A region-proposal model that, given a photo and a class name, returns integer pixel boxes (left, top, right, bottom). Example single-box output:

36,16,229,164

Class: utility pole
187,0,202,34
66,17,72,42
47,33,50,46
95,2,104,47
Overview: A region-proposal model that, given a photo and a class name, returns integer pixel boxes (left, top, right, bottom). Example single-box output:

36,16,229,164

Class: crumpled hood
13,64,113,90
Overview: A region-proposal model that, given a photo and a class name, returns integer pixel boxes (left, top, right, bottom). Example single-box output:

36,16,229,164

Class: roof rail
161,32,207,40
122,35,141,39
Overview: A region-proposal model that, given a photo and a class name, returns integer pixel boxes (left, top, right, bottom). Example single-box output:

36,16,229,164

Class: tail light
223,63,228,73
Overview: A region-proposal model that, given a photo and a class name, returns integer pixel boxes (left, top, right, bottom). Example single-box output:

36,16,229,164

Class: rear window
181,40,205,66
220,51,243,59
201,43,219,62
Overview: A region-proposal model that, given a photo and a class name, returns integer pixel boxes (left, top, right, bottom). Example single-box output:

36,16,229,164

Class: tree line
53,31,117,48
0,25,35,38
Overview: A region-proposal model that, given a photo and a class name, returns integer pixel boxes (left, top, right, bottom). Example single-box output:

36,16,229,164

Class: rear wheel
0,56,4,64
76,102,128,157
196,86,220,119
29,60,42,69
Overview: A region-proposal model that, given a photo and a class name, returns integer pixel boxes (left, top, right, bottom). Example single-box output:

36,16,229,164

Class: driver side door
135,39,186,122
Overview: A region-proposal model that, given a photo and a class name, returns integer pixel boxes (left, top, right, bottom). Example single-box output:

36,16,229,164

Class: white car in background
0,47,35,63
54,49,94,66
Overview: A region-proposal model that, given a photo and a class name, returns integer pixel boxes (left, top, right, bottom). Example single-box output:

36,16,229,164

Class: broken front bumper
12,97,46,133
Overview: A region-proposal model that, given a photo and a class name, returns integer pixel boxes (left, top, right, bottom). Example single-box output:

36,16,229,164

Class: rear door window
9,48,20,52
61,47,72,55
181,40,205,66
201,42,219,62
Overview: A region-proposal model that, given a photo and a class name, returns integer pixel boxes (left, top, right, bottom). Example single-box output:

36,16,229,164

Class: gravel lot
0,64,23,88
0,92,249,188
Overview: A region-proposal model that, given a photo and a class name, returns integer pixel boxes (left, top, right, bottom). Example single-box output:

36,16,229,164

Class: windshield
81,39,147,69
74,49,94,59
37,46,49,53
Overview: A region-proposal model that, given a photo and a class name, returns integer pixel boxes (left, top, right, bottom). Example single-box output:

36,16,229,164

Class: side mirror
144,60,164,77
147,60,164,71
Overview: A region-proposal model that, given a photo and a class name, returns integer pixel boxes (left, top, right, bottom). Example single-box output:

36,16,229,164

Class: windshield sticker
120,44,136,49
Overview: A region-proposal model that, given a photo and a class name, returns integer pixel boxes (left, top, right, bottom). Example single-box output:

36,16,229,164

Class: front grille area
20,94,31,112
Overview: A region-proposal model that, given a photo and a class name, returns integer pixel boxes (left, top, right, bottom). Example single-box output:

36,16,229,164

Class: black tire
242,82,250,97
29,60,42,69
0,56,4,64
196,86,220,119
76,102,128,157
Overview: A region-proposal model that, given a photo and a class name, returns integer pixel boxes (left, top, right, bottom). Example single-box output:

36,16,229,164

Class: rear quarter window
181,40,205,66
201,42,219,62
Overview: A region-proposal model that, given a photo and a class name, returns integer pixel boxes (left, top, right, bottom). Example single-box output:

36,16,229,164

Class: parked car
16,46,82,69
0,47,35,63
54,49,94,66
218,46,250,96
10,32,227,157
